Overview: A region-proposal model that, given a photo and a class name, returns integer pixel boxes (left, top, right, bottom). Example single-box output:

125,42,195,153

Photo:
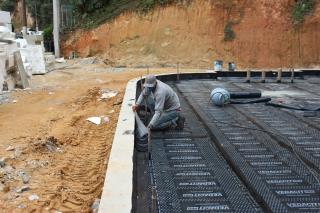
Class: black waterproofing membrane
133,76,320,213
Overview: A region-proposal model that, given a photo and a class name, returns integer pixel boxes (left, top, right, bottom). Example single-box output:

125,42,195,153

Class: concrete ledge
99,78,138,213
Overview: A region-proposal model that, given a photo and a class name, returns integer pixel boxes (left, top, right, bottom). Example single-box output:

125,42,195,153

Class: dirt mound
74,87,102,108
29,136,62,153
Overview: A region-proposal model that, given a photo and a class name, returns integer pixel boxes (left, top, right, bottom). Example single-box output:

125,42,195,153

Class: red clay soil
62,0,320,69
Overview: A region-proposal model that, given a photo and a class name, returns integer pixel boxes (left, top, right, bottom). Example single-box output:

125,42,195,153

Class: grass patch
224,21,235,41
292,0,315,24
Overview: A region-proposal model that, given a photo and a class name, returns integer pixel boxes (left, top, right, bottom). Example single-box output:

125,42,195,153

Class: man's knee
151,115,179,130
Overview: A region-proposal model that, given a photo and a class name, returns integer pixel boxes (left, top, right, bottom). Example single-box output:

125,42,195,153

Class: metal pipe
35,4,38,32
177,62,180,81
291,68,295,83
277,69,282,83
261,71,266,83
246,70,251,83
148,148,157,213
53,0,61,58
151,186,157,213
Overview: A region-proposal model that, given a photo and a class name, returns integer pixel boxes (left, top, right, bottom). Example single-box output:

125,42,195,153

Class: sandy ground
0,59,200,212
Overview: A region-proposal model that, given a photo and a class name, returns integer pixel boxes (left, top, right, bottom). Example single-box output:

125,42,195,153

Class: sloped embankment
63,0,320,69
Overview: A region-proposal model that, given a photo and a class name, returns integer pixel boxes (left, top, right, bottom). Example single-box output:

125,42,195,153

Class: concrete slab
0,11,11,24
16,39,46,75
28,45,46,74
0,54,5,91
14,51,30,89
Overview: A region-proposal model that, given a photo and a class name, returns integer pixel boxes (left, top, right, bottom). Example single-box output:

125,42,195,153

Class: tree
71,0,110,14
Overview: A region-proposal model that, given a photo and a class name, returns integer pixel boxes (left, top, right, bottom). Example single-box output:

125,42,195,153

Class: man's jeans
141,96,180,130
152,110,180,130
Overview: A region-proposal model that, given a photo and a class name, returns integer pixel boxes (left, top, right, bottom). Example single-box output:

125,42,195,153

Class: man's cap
144,75,157,87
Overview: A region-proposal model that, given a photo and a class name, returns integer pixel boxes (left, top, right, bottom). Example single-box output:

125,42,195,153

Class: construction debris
86,117,102,125
17,36,46,75
16,185,29,193
13,148,22,159
91,198,100,213
14,51,30,89
28,194,39,201
0,22,19,92
0,12,48,92
0,157,6,167
5,146,15,151
100,89,118,100
31,136,61,153
103,116,110,124
55,58,66,63
17,171,30,184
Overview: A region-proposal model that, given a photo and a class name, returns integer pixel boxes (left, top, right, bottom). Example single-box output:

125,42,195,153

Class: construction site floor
133,76,320,213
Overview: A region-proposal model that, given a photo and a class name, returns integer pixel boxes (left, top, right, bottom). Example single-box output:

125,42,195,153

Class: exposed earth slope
63,0,320,69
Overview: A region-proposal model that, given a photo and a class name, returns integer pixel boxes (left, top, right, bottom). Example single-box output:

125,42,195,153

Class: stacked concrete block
0,11,12,32
0,27,18,92
0,52,5,91
16,39,32,76
16,35,46,75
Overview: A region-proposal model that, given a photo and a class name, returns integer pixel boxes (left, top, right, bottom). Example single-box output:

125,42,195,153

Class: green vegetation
80,0,177,28
221,0,244,42
77,0,139,29
0,0,184,30
43,25,53,41
224,21,235,41
139,0,175,13
26,0,53,30
292,0,315,24
0,0,16,12
72,0,110,14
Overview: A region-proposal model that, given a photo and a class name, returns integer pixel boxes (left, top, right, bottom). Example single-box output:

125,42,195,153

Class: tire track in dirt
15,88,123,212
45,89,120,212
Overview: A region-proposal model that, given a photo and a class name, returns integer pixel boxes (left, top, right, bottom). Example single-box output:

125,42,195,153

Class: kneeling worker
132,75,185,130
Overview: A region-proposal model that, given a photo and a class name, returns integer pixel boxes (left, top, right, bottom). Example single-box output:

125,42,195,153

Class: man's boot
175,115,186,130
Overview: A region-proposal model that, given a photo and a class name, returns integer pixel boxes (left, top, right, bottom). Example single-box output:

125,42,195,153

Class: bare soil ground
0,60,196,212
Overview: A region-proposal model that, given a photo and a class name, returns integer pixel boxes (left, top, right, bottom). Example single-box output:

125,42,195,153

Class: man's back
153,80,180,112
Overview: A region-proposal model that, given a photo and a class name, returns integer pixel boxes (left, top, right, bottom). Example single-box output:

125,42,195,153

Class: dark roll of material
135,134,148,152
230,91,262,99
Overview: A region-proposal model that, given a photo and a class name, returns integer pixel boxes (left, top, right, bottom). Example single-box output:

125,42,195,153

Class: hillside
62,0,320,69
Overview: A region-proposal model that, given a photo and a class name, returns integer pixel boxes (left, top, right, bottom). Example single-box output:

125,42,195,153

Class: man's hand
147,123,153,130
132,104,139,112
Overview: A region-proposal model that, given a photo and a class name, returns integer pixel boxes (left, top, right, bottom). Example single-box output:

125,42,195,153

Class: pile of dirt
29,136,62,153
74,87,102,108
